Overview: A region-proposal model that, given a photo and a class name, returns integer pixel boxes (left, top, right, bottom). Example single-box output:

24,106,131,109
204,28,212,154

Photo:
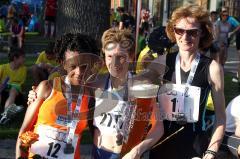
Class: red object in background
23,3,30,16
45,0,57,17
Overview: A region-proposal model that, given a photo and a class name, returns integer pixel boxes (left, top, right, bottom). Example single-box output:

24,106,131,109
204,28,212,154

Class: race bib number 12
30,125,78,159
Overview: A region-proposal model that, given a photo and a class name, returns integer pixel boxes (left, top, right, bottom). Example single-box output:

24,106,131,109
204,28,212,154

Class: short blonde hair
101,28,135,56
166,5,213,51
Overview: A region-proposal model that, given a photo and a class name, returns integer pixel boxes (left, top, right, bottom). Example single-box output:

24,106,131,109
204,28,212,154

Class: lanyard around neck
175,53,201,85
64,76,84,146
64,76,83,120
105,73,130,101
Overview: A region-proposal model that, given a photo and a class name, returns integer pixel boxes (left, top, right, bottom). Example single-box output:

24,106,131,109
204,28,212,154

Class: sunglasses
221,14,228,17
174,27,200,37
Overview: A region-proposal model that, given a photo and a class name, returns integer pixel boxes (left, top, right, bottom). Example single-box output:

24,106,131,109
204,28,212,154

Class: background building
223,0,240,18
110,0,240,26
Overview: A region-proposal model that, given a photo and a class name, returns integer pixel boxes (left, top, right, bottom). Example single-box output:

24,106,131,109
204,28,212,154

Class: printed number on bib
100,112,123,128
94,95,127,134
30,125,78,159
158,83,201,122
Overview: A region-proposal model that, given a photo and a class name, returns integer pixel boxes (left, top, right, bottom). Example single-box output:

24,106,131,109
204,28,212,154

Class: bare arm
122,99,164,159
119,21,124,30
15,80,51,159
204,60,226,158
17,25,24,37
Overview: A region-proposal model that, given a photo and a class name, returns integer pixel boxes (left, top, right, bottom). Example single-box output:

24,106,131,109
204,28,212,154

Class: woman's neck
179,51,198,71
10,61,18,70
110,75,128,90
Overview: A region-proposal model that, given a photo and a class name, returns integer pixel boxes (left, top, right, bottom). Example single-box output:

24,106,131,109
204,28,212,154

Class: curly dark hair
54,33,99,62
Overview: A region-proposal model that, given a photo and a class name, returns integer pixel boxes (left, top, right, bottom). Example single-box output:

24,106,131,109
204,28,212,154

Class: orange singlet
29,77,89,159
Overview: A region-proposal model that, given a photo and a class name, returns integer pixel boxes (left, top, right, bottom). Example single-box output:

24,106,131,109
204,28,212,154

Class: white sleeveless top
93,77,128,135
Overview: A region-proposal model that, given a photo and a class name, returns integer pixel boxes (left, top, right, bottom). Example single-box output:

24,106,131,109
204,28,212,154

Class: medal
63,76,83,155
176,113,187,125
64,143,74,154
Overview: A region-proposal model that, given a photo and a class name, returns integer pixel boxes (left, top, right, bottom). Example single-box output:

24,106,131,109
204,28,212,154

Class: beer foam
130,84,159,98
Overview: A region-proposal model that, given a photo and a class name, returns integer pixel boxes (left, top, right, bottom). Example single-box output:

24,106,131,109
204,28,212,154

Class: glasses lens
174,28,185,35
174,27,199,37
187,29,199,37
222,14,228,17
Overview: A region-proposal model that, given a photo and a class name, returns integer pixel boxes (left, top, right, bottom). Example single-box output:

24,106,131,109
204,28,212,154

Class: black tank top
164,54,212,132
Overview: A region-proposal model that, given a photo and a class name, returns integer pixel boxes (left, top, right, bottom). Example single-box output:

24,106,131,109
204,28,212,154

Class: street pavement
0,45,239,159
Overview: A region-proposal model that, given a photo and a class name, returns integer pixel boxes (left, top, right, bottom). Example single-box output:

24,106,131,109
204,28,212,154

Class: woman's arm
15,80,51,159
204,60,226,159
122,99,164,159
17,24,24,37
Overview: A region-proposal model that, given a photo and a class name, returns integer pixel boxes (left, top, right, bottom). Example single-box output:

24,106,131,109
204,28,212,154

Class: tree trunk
56,0,110,42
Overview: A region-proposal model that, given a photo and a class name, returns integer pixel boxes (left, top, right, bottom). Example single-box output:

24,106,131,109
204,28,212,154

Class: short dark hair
45,41,56,55
8,47,25,62
54,33,99,62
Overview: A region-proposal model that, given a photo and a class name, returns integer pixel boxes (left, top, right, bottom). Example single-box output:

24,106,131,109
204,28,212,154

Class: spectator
136,26,175,74
221,95,240,158
220,7,240,83
44,0,57,38
209,11,220,62
0,48,26,124
7,4,16,20
9,18,24,48
31,42,58,86
216,10,234,65
0,2,8,23
118,7,130,30
22,2,30,21
140,9,150,37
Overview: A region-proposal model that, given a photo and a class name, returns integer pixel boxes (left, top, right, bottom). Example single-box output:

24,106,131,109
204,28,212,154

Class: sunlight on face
104,42,131,79
64,51,93,85
174,17,201,53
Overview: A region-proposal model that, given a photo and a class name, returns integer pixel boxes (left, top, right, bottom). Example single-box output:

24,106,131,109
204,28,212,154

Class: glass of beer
120,82,159,156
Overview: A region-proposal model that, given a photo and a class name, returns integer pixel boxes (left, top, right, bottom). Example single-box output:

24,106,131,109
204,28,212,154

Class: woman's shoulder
36,80,53,99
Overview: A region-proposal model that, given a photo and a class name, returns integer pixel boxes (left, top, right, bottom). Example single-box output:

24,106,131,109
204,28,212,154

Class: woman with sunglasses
150,5,225,159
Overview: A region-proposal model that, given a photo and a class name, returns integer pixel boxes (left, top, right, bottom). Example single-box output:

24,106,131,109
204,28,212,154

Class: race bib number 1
30,125,78,159
158,83,201,122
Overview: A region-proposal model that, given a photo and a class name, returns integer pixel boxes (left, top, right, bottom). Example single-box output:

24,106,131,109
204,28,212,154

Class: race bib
158,83,201,122
93,93,128,134
30,125,78,159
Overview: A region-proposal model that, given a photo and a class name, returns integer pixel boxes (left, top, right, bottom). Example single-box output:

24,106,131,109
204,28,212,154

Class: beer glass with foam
120,82,159,156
